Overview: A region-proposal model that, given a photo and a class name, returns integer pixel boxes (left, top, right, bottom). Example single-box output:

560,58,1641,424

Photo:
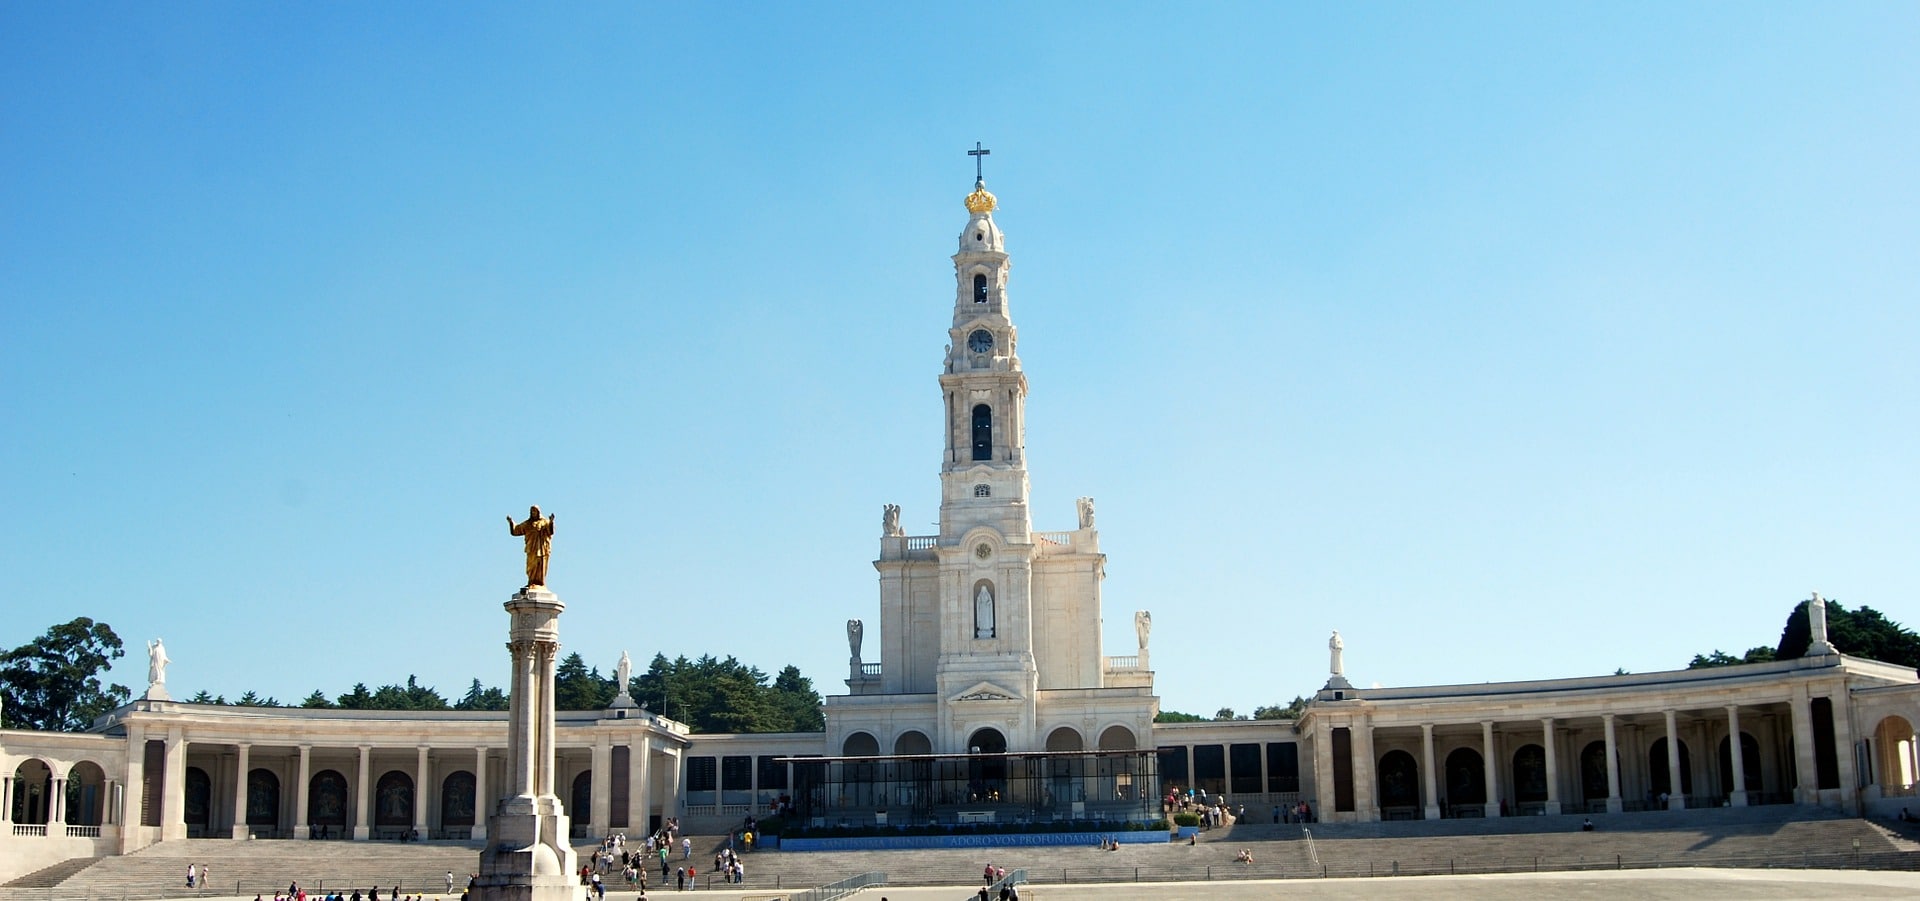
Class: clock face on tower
968,329,994,354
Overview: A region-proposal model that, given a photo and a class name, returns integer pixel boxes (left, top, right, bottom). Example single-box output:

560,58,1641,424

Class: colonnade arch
245,768,280,826
1648,738,1692,796
892,731,932,756
1045,727,1083,752
1872,715,1916,792
1512,745,1547,803
842,733,880,757
308,770,348,829
9,759,53,824
1098,726,1138,751
373,771,413,827
441,771,476,828
1378,750,1419,808
184,766,212,830
1443,748,1486,804
65,760,108,826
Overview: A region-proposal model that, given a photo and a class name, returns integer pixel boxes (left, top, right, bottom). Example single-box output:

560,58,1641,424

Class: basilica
2,169,1917,878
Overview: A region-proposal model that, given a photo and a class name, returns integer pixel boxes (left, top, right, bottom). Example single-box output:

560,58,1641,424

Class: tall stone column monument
475,507,580,901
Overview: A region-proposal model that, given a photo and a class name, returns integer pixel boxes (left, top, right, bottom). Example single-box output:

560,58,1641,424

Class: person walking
445,872,455,894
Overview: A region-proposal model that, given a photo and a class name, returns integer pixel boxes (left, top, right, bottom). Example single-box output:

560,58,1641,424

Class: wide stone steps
8,810,1920,899
2,859,102,890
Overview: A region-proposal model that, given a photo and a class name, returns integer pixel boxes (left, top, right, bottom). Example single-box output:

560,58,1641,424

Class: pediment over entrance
950,681,1021,703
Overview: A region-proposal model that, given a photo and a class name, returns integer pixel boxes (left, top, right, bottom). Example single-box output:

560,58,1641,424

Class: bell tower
928,156,1042,750
939,172,1032,540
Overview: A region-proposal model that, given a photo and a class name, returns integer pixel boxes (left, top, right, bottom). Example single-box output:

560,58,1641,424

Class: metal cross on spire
968,142,991,181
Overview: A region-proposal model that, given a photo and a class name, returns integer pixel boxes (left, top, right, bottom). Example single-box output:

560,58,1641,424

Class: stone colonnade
1309,688,1857,823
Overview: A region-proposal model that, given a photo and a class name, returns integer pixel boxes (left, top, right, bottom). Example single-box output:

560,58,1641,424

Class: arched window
971,405,992,461
974,484,990,497
973,272,989,303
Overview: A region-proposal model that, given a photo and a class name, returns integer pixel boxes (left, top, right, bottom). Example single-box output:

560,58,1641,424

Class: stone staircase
6,808,1919,899
1,840,505,901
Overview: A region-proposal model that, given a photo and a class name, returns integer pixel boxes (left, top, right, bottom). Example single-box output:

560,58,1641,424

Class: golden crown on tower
965,178,997,214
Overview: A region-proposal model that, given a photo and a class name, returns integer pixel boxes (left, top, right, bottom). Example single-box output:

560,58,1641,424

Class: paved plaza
145,870,1920,901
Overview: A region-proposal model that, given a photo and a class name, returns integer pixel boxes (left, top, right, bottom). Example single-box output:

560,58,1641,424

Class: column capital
1602,712,1615,723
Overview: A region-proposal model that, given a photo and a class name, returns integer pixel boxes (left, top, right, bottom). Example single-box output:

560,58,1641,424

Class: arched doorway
442,771,476,828
1648,738,1692,798
1378,750,1419,809
1717,733,1763,796
374,771,413,827
1444,748,1486,805
841,732,880,757
10,759,52,824
246,768,280,827
1045,728,1084,752
569,771,591,824
1098,726,1138,751
184,766,212,832
308,770,348,833
1512,745,1547,803
1873,716,1917,791
1579,741,1610,803
66,761,107,826
892,731,932,756
967,728,1007,801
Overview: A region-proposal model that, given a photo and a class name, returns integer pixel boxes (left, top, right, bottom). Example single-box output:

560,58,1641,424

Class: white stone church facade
2,172,1917,880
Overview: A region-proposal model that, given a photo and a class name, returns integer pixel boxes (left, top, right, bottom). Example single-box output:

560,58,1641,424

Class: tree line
0,618,823,734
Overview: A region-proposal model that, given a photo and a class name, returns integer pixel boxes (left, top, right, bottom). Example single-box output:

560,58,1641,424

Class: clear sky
3,3,1916,721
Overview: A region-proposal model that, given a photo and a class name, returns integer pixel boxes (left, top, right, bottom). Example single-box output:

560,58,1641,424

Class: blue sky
4,3,1916,720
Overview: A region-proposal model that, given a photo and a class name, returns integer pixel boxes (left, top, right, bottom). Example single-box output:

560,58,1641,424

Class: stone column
414,746,431,837
161,728,187,841
1421,724,1440,821
1664,710,1685,809
292,745,311,839
231,744,251,839
663,750,683,821
475,585,579,901
625,738,650,837
1355,720,1379,822
1727,706,1749,806
473,747,489,841
1542,718,1561,815
1789,688,1817,805
1602,714,1623,813
1311,730,1334,821
1,775,12,824
591,735,613,838
353,745,372,840
119,723,145,853
1832,693,1859,811
1481,721,1500,817
52,777,67,826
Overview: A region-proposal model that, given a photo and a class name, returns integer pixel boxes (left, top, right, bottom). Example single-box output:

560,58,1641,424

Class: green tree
455,678,509,711
1212,707,1248,721
336,683,376,709
1253,696,1309,720
769,665,825,732
555,653,614,710
300,690,333,708
1154,710,1206,723
235,691,280,707
1688,647,1776,669
0,617,132,731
